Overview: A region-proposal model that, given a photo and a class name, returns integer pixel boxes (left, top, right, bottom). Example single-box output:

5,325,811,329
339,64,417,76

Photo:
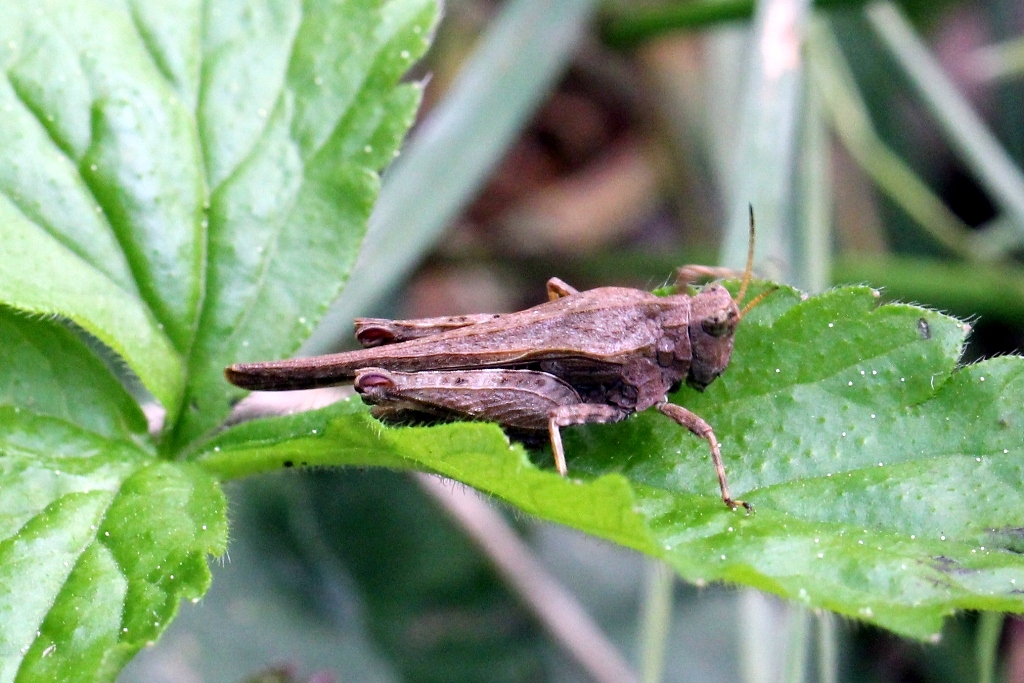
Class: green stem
832,254,1024,321
601,0,864,49
601,0,754,48
639,561,675,683
976,612,1004,683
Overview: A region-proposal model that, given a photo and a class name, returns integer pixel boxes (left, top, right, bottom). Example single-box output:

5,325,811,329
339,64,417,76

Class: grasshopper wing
226,287,682,391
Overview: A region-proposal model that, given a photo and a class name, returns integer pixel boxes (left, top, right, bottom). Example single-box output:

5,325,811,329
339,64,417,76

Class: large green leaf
0,1,438,680
0,309,226,683
198,284,1024,639
172,0,435,448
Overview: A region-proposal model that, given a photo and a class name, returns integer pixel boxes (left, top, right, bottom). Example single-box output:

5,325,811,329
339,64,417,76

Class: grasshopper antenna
740,285,777,318
736,205,777,318
735,204,756,306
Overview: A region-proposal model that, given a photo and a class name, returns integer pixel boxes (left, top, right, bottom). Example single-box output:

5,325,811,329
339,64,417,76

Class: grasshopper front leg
354,367,626,475
673,265,746,288
546,277,579,301
656,402,750,512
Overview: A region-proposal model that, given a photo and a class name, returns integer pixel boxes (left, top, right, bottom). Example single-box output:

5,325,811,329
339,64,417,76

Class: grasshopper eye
701,309,737,337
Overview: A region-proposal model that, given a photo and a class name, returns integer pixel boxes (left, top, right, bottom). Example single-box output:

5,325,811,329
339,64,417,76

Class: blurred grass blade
783,606,811,683
721,0,811,277
806,17,977,259
866,2,1024,242
970,36,1024,84
416,474,639,683
816,612,839,683
304,0,598,355
794,61,831,293
740,591,785,683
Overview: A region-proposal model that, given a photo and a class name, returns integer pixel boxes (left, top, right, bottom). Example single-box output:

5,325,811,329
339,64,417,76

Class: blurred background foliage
123,0,1024,681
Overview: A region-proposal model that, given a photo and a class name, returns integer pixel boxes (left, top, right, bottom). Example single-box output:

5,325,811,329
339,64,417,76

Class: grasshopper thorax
686,284,740,391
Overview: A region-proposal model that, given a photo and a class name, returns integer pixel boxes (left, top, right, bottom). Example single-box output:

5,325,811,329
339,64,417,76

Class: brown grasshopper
225,217,772,511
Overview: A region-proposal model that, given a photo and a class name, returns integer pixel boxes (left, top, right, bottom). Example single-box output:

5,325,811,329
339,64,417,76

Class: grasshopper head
686,284,740,391
685,206,775,391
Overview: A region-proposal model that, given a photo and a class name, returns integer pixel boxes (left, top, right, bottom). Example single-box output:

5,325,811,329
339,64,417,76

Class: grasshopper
225,215,773,511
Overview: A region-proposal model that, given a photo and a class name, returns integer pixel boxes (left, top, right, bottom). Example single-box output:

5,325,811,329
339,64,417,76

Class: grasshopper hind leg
355,367,628,476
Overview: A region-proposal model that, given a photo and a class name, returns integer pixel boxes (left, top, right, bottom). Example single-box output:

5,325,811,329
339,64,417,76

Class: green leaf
0,0,435,439
0,309,226,683
0,2,204,413
198,283,1024,639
